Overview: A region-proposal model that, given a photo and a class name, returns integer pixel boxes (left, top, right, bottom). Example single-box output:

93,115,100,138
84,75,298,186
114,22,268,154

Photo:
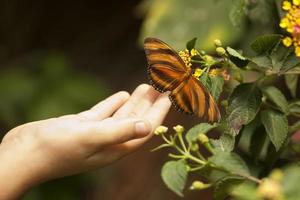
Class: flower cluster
280,0,300,56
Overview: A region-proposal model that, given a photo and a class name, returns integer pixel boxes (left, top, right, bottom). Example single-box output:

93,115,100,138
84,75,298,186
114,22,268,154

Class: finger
113,84,159,118
81,117,152,147
109,93,171,154
78,91,129,120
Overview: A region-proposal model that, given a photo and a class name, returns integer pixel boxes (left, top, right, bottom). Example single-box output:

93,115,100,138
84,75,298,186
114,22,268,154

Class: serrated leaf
209,75,224,101
186,37,197,51
214,176,245,200
227,83,262,136
209,150,250,175
229,0,246,27
250,34,282,55
186,123,218,143
210,133,235,152
261,109,288,151
261,86,289,114
285,74,298,98
161,160,188,197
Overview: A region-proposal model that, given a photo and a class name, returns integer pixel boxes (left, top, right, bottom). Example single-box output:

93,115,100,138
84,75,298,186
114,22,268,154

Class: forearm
0,142,38,200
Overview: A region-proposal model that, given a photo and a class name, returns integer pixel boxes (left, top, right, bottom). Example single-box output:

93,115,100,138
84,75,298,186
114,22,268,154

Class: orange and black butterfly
144,37,221,123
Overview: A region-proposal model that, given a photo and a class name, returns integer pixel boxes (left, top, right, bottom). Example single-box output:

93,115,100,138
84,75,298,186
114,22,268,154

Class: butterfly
143,37,221,123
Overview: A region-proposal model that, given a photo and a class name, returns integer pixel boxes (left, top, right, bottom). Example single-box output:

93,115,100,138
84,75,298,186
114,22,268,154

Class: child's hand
0,84,171,200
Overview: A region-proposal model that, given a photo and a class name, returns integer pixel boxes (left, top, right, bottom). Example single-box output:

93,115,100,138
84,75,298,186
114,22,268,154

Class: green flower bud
214,39,222,47
190,143,199,152
202,55,215,65
173,125,185,134
216,47,226,56
190,181,211,190
198,133,209,144
154,125,168,135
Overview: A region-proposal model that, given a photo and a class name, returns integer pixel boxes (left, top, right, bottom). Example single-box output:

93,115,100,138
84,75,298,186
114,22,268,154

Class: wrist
0,140,41,200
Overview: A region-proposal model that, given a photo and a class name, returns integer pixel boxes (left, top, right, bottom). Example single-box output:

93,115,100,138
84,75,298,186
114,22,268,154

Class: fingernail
135,121,150,137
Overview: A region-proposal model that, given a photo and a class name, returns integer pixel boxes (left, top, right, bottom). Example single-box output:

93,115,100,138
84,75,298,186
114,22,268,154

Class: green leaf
250,55,272,69
209,75,224,101
227,83,262,136
227,47,247,60
227,47,249,68
214,176,245,200
186,37,197,51
288,101,300,115
261,109,288,151
261,86,289,114
250,34,282,55
199,70,211,89
285,74,298,98
229,0,246,27
270,44,293,71
281,53,300,72
185,123,218,143
209,150,250,175
210,133,235,152
161,160,188,197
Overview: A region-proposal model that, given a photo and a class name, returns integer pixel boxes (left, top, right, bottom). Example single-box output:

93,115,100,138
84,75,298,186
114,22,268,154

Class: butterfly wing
144,37,189,92
169,76,221,123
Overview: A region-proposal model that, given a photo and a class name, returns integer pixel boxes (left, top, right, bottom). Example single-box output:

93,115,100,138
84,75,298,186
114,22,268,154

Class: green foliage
226,83,262,136
214,176,244,200
261,86,289,114
185,123,218,143
261,109,288,151
250,34,282,55
161,160,188,197
153,32,300,199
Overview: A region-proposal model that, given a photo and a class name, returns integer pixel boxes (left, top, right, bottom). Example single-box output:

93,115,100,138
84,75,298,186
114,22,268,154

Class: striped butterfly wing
169,76,221,123
144,38,189,92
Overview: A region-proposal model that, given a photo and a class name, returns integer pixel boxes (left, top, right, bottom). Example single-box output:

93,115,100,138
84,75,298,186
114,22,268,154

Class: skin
0,84,171,200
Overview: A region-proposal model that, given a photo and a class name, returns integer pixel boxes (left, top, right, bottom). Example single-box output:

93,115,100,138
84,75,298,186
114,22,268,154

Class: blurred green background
0,0,278,199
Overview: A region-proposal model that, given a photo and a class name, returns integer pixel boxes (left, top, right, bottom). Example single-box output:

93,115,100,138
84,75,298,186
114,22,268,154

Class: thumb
86,118,152,146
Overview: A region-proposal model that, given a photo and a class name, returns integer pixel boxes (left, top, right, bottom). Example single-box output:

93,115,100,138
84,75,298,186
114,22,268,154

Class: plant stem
178,133,188,152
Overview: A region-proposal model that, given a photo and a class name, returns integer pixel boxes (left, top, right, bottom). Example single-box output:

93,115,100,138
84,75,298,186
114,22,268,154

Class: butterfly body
144,37,221,123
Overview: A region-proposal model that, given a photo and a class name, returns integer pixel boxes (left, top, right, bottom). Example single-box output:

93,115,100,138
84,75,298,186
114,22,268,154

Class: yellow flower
283,36,293,46
190,48,199,57
280,1,300,57
293,0,300,5
295,46,300,56
280,17,290,28
282,1,292,10
179,49,192,67
193,68,203,79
